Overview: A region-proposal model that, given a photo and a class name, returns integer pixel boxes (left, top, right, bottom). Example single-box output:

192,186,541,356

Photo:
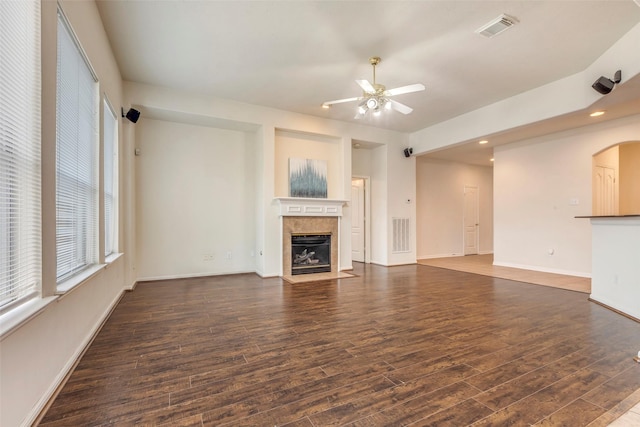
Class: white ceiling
96,0,640,163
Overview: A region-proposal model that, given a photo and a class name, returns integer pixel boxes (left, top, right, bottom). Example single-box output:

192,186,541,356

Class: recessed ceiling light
321,104,330,109
490,158,495,162
479,140,488,145
590,111,605,117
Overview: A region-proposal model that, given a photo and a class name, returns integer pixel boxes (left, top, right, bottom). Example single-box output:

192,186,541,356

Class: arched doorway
592,141,640,215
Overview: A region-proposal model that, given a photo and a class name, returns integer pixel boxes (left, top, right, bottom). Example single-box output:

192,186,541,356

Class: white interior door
464,186,479,255
351,178,365,262
594,166,616,215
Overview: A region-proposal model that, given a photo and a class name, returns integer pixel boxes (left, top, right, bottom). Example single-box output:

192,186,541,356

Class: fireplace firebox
291,234,331,275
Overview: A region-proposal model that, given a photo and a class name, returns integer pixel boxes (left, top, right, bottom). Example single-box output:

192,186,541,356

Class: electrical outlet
226,251,232,260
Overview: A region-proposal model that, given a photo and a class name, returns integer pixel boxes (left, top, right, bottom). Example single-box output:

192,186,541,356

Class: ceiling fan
322,56,425,118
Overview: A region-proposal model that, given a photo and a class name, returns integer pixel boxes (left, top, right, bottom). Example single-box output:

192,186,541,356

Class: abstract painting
289,158,327,198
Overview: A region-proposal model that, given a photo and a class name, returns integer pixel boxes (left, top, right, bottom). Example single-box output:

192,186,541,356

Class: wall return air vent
475,14,519,38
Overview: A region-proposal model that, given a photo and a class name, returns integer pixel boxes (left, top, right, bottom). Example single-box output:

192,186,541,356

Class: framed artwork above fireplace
289,158,327,198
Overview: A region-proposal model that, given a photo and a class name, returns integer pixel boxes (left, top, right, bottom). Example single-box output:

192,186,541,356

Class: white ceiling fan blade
322,97,359,107
384,83,426,96
389,99,413,114
356,79,375,93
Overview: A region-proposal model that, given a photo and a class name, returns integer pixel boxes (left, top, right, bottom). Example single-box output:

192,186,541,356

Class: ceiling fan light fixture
322,56,425,117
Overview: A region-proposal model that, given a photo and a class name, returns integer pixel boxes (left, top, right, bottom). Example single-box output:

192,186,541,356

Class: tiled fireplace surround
283,216,339,277
276,198,345,279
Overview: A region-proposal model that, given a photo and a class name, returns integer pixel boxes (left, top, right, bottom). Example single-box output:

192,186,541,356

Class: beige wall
494,114,640,277
135,118,257,280
416,158,493,259
274,129,342,199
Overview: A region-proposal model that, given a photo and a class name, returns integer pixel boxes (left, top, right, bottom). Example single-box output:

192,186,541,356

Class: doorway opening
351,176,371,263
592,141,640,216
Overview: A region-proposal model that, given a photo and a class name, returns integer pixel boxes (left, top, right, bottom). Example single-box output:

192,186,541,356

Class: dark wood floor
40,263,640,426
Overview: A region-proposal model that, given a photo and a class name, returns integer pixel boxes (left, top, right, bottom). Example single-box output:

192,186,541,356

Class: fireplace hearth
291,234,331,275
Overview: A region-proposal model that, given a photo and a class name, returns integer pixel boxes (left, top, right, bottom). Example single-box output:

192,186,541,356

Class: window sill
105,252,123,265
56,263,106,296
56,252,123,297
0,296,58,340
0,254,125,340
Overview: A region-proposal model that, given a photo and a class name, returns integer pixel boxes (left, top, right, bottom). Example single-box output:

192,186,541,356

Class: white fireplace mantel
274,197,347,217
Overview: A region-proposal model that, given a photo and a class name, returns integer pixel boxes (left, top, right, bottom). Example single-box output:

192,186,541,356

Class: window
103,99,118,257
56,10,99,282
0,0,41,311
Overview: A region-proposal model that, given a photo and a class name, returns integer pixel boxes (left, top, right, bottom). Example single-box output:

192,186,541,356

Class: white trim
137,269,256,283
417,253,464,260
351,175,372,264
274,197,347,217
105,252,123,265
380,261,418,267
492,261,591,278
416,252,492,260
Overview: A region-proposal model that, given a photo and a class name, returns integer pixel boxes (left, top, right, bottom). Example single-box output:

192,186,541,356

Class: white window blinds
56,10,99,281
0,0,42,310
103,99,117,257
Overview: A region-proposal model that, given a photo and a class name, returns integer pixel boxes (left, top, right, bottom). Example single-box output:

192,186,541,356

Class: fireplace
281,216,339,278
291,234,331,275
276,198,346,279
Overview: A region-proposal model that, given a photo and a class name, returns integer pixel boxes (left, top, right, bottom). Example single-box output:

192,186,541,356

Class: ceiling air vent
475,14,519,38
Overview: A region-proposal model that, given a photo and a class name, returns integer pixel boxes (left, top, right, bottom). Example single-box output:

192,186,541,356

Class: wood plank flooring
39,263,640,426
418,254,591,294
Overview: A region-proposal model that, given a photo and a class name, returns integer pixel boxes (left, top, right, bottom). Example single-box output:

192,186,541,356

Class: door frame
352,175,371,264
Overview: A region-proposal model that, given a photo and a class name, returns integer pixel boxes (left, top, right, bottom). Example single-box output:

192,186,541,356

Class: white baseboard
370,261,418,267
493,261,591,278
137,269,256,282
417,253,464,260
27,289,126,427
255,271,279,279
